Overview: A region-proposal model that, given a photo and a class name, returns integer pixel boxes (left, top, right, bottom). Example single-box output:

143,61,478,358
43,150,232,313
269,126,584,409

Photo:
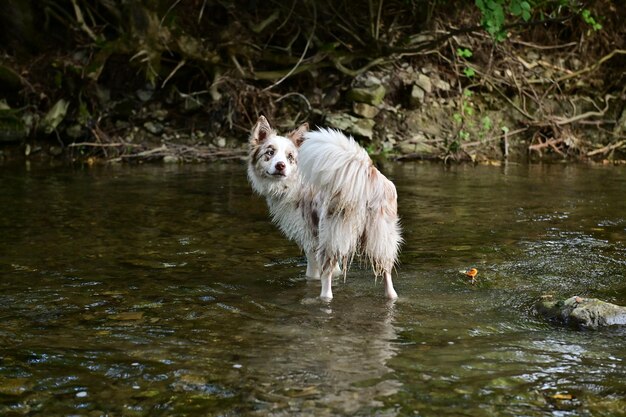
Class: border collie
247,116,401,300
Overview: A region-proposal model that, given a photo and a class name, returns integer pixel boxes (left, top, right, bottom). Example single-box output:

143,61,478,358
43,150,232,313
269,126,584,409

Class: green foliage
475,0,532,40
456,48,476,78
457,48,473,59
581,9,602,31
463,66,476,78
475,1,604,40
450,88,500,152
475,0,508,40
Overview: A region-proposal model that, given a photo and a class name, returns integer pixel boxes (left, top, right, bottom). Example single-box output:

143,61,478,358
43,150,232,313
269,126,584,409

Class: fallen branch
587,140,626,157
528,137,564,154
461,127,529,149
551,95,615,126
556,49,626,83
68,142,142,148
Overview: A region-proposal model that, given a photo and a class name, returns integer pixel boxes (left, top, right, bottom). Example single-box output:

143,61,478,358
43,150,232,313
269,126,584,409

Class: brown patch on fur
250,144,263,164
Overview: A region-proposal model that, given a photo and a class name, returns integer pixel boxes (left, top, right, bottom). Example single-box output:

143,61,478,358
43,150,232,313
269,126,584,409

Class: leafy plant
475,0,531,40
581,9,602,31
457,48,473,59
456,48,476,78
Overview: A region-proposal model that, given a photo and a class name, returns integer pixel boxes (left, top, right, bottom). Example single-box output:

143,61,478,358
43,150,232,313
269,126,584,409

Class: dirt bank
1,1,625,164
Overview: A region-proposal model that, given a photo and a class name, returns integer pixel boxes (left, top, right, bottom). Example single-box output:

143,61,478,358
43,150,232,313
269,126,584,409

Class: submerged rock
536,296,626,329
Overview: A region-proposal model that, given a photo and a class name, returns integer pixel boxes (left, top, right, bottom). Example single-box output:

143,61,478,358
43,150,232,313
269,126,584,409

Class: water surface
1,162,625,416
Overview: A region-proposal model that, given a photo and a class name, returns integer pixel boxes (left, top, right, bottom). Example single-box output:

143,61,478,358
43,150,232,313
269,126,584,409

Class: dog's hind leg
305,250,321,279
319,269,333,301
383,271,398,300
318,257,337,301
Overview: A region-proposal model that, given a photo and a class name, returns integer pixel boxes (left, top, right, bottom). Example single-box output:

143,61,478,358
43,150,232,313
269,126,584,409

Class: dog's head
248,116,308,194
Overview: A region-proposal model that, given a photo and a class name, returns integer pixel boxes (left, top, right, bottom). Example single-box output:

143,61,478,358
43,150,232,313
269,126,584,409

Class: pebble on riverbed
536,296,626,329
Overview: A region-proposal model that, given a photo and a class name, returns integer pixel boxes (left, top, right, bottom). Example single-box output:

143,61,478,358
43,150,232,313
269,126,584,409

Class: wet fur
247,116,401,300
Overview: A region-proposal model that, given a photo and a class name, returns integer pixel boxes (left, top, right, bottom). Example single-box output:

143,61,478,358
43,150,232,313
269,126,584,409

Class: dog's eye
287,153,294,163
266,149,274,156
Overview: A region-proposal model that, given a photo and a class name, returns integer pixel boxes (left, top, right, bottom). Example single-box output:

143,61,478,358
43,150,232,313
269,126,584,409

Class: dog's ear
288,122,309,147
251,116,273,145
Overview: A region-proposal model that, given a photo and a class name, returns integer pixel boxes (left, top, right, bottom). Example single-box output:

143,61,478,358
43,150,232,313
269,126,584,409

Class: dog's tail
299,128,371,213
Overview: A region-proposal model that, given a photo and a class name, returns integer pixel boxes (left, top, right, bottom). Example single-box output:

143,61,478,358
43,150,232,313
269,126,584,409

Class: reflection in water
1,163,625,416
240,291,400,415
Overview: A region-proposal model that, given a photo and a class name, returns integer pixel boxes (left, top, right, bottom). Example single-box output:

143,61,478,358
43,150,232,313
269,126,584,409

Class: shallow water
1,162,625,416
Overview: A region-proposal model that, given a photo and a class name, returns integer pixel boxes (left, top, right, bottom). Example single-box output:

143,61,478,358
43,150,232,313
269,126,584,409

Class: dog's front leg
305,250,321,279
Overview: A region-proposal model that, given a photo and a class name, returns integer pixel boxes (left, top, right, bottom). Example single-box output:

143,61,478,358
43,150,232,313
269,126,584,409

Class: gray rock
163,155,180,164
415,73,432,94
325,113,375,139
410,85,425,106
214,137,227,147
347,85,386,106
143,121,164,135
433,78,451,91
353,102,379,119
536,296,626,329
398,134,436,155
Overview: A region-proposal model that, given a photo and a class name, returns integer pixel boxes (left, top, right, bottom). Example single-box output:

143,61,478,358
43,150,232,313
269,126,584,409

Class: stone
415,73,432,93
398,135,436,155
352,102,379,119
163,155,179,164
410,85,425,106
325,113,375,138
433,78,451,91
214,136,227,147
143,121,163,135
347,84,386,106
41,99,69,134
536,296,626,329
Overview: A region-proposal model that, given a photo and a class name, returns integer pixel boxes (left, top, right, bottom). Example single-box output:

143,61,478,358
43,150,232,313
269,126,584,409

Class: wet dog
247,116,401,300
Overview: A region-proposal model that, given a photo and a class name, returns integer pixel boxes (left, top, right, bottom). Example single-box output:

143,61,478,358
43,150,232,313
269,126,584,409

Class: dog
247,116,401,300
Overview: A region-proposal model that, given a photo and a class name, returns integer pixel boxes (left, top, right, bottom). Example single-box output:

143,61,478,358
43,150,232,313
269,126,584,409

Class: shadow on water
0,162,625,416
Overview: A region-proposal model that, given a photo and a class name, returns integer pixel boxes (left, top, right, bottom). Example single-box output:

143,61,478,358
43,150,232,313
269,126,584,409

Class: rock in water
536,296,626,329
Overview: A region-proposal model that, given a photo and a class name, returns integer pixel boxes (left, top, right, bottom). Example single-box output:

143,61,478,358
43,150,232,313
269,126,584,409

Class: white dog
247,116,401,300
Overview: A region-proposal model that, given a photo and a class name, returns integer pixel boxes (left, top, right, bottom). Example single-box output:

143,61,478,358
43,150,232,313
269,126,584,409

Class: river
1,162,625,416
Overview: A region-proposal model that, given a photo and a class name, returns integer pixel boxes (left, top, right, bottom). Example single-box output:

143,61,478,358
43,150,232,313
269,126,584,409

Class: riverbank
1,1,625,164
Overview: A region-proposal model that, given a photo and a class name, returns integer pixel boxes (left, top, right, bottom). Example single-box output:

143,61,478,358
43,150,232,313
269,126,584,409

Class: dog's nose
275,161,286,171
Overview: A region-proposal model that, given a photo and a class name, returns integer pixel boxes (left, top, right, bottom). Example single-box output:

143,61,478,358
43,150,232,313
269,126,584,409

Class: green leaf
457,48,473,58
463,67,476,78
